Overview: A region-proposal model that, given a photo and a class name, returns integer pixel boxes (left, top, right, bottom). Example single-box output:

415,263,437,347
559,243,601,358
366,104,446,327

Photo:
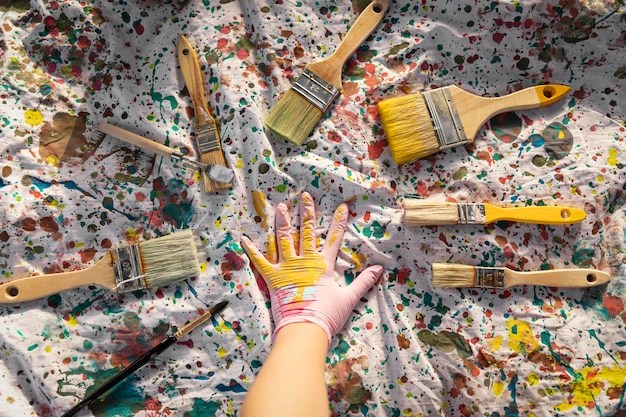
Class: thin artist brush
378,84,571,164
264,0,390,146
60,300,229,417
98,121,234,184
431,263,610,289
0,230,201,303
403,200,586,226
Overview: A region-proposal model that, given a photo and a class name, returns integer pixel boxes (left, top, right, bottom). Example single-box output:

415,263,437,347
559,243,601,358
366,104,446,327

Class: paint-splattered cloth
1,1,625,416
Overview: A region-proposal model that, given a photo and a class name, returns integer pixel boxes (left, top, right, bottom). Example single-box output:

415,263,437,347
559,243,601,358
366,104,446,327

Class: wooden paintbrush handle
484,204,586,224
507,268,610,288
99,122,176,159
178,35,213,125
0,254,114,303
312,0,389,85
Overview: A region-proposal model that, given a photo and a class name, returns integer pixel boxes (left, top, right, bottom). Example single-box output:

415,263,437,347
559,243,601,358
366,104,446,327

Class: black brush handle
61,336,176,417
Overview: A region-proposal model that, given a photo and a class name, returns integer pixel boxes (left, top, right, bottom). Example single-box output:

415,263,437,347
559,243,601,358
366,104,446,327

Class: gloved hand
241,191,384,345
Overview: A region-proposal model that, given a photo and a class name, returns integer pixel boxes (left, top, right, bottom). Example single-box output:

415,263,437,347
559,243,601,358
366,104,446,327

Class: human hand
241,192,384,345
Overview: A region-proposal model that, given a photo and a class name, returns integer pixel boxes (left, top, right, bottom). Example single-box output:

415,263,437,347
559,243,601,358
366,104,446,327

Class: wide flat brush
61,300,228,417
264,0,390,145
178,34,232,193
378,84,571,164
404,200,586,226
0,230,201,303
431,263,610,289
99,121,234,184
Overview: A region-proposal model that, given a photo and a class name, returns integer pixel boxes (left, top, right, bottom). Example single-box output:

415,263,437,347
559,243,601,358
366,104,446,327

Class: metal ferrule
194,123,221,154
171,150,234,184
475,267,505,288
111,245,146,293
292,68,340,112
422,87,468,150
457,203,486,224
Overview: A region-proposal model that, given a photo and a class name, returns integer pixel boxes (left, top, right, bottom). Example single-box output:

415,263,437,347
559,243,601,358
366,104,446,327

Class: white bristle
138,229,201,289
404,200,460,226
431,263,476,287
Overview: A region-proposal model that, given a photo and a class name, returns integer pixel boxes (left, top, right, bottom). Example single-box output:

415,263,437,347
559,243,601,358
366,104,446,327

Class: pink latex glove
241,192,384,345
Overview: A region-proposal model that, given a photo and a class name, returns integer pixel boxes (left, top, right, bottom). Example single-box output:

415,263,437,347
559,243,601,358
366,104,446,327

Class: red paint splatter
367,139,386,159
397,267,411,285
602,296,624,317
492,32,505,44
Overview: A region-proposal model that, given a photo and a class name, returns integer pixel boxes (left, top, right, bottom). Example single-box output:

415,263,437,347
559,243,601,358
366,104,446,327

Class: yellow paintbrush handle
484,204,586,224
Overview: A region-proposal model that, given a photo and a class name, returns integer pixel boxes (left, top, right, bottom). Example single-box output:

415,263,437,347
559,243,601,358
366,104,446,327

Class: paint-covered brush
404,200,586,226
99,121,234,184
0,230,201,303
378,84,571,164
264,0,390,145
431,263,610,289
178,34,232,193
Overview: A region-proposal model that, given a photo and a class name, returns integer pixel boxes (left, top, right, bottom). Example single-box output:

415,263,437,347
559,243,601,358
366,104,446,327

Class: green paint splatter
417,330,472,359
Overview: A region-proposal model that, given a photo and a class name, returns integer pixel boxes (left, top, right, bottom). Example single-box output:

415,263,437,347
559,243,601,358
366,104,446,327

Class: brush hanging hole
182,48,190,56
6,286,19,298
560,209,570,219
373,4,383,13
542,86,556,99
587,274,597,283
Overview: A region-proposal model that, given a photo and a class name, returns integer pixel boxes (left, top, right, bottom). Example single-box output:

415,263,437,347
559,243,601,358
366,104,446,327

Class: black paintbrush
61,300,229,417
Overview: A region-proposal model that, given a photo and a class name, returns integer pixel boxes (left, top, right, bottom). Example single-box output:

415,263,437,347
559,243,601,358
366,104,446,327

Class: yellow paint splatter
24,109,43,126
555,364,626,412
350,250,367,270
493,380,505,397
608,148,618,166
528,372,540,386
252,190,268,230
217,347,227,358
505,319,539,354
487,335,503,351
45,346,52,353
67,315,78,327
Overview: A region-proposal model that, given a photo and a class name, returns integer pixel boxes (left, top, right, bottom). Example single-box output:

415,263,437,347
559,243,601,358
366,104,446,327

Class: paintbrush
378,84,571,164
98,121,234,184
61,300,228,417
264,0,390,146
178,34,232,193
404,200,586,226
0,230,201,303
431,263,610,289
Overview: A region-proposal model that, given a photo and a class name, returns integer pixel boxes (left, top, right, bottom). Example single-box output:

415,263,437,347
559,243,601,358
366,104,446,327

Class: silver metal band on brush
422,87,468,150
457,203,486,224
292,69,340,112
194,123,221,154
475,267,505,288
111,245,146,293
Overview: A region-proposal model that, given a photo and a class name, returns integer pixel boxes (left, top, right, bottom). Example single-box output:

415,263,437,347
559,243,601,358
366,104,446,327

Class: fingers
241,235,273,278
346,265,384,301
299,191,317,255
321,202,349,260
275,202,296,261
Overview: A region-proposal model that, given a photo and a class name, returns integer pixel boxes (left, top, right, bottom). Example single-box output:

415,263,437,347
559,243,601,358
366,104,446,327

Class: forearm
241,323,329,417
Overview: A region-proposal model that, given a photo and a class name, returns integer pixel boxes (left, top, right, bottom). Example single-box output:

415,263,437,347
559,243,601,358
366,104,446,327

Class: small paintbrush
0,230,201,303
404,200,586,226
264,0,390,145
378,84,571,164
431,263,610,289
99,121,234,184
61,300,229,417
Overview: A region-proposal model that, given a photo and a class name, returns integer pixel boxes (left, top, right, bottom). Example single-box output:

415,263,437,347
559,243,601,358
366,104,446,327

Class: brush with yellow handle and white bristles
431,263,610,289
403,200,587,226
0,230,201,303
378,84,571,164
